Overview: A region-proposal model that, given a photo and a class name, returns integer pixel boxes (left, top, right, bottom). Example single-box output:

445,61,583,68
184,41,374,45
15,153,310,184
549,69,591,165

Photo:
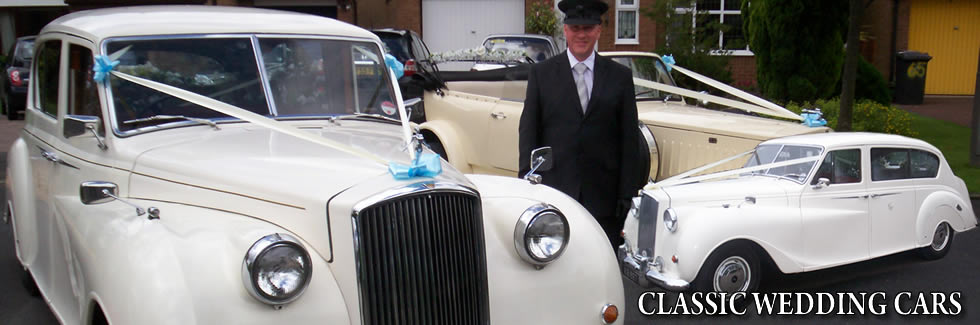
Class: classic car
4,6,626,324
417,51,830,181
471,34,559,71
2,35,35,120
619,132,977,292
371,28,434,123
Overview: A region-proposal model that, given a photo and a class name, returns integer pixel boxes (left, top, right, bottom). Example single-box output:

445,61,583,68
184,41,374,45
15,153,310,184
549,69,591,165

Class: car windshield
106,36,397,133
610,56,676,100
15,39,34,61
742,144,823,182
482,37,554,63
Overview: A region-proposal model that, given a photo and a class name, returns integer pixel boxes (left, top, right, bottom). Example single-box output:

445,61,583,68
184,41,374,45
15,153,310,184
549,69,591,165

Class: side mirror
523,146,553,184
64,115,108,150
80,181,117,205
812,177,830,190
403,97,423,121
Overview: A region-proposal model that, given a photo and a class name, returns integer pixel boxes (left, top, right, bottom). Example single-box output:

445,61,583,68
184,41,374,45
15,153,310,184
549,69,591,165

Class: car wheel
693,244,761,293
20,268,41,297
918,222,953,260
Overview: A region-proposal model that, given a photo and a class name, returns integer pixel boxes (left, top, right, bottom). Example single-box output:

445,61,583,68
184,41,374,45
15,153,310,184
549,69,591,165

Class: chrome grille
354,189,489,325
636,193,659,256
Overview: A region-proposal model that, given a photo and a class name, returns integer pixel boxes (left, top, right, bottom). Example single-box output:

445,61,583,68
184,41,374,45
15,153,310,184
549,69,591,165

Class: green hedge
786,98,916,137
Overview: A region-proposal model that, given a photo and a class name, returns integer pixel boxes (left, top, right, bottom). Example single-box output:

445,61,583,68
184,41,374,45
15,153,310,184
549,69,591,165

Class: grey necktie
573,62,590,113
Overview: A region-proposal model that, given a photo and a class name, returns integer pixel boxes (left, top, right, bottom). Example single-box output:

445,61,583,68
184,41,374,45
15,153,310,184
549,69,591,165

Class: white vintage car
620,132,977,292
418,51,830,181
3,6,626,325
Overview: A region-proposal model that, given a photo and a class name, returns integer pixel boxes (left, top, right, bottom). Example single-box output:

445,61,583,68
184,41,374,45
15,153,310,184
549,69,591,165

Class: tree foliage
643,0,732,93
742,0,849,103
526,0,559,37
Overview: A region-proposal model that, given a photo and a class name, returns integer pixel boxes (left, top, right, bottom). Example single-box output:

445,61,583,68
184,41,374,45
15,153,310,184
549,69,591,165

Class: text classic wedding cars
619,133,977,292
3,6,626,324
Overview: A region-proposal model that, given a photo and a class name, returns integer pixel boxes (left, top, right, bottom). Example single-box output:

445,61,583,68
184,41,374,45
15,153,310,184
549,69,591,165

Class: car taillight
403,59,416,77
10,70,22,87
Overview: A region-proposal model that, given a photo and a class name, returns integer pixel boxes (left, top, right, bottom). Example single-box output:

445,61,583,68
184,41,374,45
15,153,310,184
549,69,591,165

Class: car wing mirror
812,177,830,190
523,146,553,184
403,97,422,120
64,115,107,150
80,181,117,205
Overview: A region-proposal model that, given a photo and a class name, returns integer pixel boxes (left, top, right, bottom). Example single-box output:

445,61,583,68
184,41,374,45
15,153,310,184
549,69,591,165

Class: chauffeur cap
558,0,609,25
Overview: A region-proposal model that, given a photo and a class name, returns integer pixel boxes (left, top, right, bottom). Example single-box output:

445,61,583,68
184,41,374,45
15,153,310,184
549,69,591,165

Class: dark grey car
2,36,35,120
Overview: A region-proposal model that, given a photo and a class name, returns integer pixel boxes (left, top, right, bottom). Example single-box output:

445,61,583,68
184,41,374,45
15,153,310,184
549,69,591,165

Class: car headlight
514,203,570,267
663,208,678,233
242,233,312,306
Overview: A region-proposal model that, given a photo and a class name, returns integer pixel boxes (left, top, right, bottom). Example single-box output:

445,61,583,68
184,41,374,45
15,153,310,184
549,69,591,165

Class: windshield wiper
124,115,220,130
328,113,401,125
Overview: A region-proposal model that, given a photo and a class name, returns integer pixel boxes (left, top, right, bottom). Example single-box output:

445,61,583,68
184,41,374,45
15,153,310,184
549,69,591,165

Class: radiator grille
354,191,489,325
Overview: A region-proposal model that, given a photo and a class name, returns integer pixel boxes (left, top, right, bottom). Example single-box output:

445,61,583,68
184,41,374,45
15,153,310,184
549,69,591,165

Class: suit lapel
584,54,608,119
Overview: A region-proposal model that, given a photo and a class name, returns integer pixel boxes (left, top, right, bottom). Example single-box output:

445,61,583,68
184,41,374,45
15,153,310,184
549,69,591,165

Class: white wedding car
4,6,625,325
620,133,976,292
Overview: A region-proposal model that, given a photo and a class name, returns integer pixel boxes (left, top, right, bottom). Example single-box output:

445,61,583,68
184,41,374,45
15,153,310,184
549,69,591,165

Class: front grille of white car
353,190,489,325
636,194,660,256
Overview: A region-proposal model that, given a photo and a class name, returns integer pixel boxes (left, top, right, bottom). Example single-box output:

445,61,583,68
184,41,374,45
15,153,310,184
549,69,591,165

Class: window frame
675,0,753,56
33,39,63,119
615,0,640,45
811,148,863,185
870,147,913,182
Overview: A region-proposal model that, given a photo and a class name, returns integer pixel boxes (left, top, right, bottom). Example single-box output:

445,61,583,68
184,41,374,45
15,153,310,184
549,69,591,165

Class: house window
616,0,639,45
676,0,751,55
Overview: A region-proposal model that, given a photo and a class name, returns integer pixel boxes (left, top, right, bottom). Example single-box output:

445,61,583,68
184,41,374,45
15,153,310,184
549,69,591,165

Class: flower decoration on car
661,54,675,72
93,55,120,83
429,46,529,63
388,152,442,180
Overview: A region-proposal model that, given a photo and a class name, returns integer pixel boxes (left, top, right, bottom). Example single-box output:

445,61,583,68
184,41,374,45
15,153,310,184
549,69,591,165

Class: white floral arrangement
428,46,528,64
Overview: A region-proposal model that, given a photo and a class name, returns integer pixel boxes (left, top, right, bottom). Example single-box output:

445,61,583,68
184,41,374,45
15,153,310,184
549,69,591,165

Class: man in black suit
519,0,642,248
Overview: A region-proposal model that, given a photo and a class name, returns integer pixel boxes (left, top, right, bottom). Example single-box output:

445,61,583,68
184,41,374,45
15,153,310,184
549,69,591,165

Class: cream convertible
418,52,830,181
4,6,625,325
620,133,977,292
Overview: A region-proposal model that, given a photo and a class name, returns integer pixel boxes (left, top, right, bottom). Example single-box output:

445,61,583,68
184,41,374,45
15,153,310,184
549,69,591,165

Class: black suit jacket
519,51,641,222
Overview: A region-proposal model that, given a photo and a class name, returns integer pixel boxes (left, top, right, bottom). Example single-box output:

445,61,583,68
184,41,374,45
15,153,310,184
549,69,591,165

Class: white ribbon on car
667,64,801,121
110,71,391,165
646,153,822,189
632,77,803,121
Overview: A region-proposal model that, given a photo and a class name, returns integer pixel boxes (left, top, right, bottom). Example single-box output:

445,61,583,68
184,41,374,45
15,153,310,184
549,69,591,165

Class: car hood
129,121,445,208
659,176,796,208
638,102,828,141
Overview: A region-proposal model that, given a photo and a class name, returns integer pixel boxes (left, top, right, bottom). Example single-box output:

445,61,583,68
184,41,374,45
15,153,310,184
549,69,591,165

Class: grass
909,113,980,195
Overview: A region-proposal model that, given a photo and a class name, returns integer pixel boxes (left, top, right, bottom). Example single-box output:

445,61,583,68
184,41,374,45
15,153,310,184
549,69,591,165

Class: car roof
16,35,36,42
761,132,940,152
483,34,555,42
41,5,377,43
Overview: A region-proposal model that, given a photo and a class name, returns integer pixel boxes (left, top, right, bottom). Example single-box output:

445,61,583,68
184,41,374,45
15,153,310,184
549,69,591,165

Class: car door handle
490,112,507,119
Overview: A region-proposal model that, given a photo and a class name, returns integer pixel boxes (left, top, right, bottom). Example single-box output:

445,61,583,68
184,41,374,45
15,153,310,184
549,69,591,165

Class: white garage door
422,0,525,53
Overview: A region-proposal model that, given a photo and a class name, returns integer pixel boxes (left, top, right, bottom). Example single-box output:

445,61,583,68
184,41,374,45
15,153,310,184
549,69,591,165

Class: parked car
2,35,35,120
417,51,830,181
5,6,626,324
371,28,434,122
620,132,977,292
471,34,559,71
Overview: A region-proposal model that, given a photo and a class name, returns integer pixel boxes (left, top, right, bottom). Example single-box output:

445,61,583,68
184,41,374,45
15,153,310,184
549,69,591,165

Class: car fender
661,206,806,282
5,136,37,266
915,191,974,247
72,201,351,325
466,174,625,324
419,119,471,173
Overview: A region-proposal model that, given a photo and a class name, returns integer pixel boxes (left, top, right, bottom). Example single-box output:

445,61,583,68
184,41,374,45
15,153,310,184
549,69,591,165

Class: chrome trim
514,203,569,267
663,208,678,233
241,233,312,306
619,247,690,291
870,192,900,199
832,195,869,200
79,181,117,205
250,35,278,116
351,181,478,215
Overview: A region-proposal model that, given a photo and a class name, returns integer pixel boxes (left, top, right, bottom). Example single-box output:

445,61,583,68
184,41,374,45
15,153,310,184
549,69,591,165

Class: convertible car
417,51,831,181
619,132,977,292
4,6,625,324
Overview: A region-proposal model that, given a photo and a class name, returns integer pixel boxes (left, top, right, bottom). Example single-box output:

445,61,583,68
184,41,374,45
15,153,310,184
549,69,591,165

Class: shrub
786,98,916,137
835,56,891,106
526,0,559,37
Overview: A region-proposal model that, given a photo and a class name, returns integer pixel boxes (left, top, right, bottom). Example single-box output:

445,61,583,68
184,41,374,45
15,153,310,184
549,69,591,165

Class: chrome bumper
618,244,690,291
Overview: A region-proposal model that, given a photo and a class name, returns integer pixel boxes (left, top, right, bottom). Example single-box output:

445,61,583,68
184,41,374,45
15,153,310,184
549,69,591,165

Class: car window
68,44,105,135
411,33,431,61
765,145,822,182
910,149,940,178
15,39,35,64
871,148,910,181
378,33,411,62
612,56,676,99
743,144,780,168
812,149,861,185
259,38,396,118
34,40,61,117
482,37,555,62
107,37,269,132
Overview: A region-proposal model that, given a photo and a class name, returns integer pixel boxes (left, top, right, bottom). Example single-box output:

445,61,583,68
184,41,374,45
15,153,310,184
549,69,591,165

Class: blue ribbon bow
93,55,119,83
389,153,442,180
661,54,675,72
384,53,404,80
801,109,828,127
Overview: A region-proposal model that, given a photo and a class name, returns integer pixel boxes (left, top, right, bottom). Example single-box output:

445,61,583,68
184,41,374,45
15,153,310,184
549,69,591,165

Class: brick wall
596,0,661,52
728,56,756,89
356,0,422,34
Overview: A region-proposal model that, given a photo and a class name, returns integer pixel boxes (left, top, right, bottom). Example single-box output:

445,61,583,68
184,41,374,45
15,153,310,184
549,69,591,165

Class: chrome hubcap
713,256,751,293
931,223,949,251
